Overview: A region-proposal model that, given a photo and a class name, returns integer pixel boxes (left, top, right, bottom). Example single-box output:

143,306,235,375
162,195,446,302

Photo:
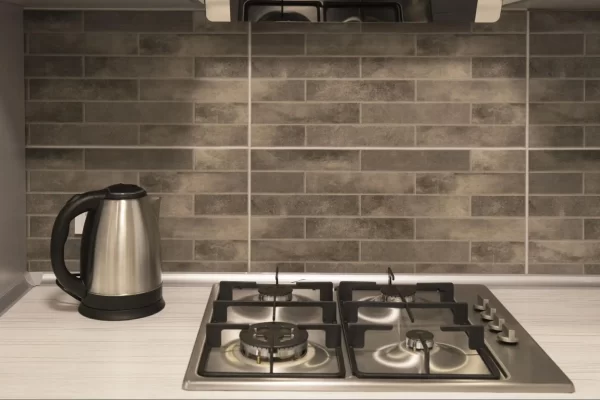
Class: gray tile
252,150,359,171
416,264,524,274
24,11,82,32
362,22,470,33
472,57,526,78
159,195,194,217
362,104,470,124
361,195,469,217
362,150,470,172
140,79,247,102
29,33,138,54
140,172,247,193
416,218,524,240
585,80,600,101
84,11,192,32
194,194,247,215
417,173,525,194
471,196,525,217
251,217,305,239
251,262,305,273
252,172,304,193
530,241,600,263
195,103,248,124
530,11,600,32
195,57,248,78
529,264,583,275
253,103,359,124
160,217,247,239
587,35,600,55
29,260,78,272
585,264,600,274
27,194,76,214
253,34,304,56
305,263,415,274
252,22,359,33
29,171,137,192
471,150,525,172
585,219,600,240
140,125,247,147
140,34,247,56
306,126,415,147
530,173,583,194
417,80,525,102
251,240,359,261
530,126,584,148
252,81,305,101
530,34,584,55
30,79,137,101
307,80,414,102
529,196,600,217
586,126,600,147
306,218,413,239
251,195,358,216
530,79,584,102
25,56,82,77
585,173,600,194
86,102,193,123
85,149,193,170
307,34,415,56
28,238,80,260
26,102,82,122
252,57,359,78
417,126,525,148
361,241,469,262
86,56,193,78
530,150,600,171
30,216,71,237
252,126,305,147
361,57,470,79
161,240,193,261
194,240,247,261
26,149,83,170
194,149,247,171
472,11,527,33
29,124,138,146
417,34,525,56
529,57,600,78
193,11,247,33
472,103,526,125
162,262,247,272
306,172,414,194
471,242,525,263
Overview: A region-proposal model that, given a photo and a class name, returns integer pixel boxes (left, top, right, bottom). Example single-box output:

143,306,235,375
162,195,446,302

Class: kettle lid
105,183,147,200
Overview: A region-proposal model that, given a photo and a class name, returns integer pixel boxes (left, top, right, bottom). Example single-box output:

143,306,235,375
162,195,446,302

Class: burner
239,322,309,363
258,11,311,22
405,329,434,351
380,286,415,303
258,285,293,302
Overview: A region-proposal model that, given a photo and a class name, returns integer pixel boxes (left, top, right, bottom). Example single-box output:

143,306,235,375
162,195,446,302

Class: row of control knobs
474,295,518,345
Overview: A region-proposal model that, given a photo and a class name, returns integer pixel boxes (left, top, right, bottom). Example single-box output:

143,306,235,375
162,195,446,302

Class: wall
23,9,600,275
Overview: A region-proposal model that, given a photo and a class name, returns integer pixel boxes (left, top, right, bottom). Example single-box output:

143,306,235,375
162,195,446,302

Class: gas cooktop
183,269,574,393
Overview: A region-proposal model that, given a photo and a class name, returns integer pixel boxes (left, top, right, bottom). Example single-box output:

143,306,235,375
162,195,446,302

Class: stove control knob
488,314,506,332
480,304,496,321
497,325,519,345
474,295,489,311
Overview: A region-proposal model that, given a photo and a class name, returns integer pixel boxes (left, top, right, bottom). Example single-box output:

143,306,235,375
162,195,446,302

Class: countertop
1,277,600,399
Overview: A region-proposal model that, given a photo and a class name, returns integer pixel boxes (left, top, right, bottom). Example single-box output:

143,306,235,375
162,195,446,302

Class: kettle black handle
50,190,106,301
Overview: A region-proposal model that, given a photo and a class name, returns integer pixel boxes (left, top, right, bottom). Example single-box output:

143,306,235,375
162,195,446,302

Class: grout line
525,10,531,275
247,22,252,273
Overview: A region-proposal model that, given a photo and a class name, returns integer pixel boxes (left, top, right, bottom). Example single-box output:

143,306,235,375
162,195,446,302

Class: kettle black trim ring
79,287,166,321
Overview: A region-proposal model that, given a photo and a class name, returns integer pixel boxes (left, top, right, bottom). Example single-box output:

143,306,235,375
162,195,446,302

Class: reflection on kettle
50,184,165,321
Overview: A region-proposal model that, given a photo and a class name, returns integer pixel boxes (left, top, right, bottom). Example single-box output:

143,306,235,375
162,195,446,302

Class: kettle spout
148,196,161,219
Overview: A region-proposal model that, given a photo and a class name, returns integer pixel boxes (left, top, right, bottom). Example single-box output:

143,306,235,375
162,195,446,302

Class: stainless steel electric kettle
50,183,165,321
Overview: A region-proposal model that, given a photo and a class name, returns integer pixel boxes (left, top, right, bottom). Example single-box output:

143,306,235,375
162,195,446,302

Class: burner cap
405,329,434,351
380,285,415,303
259,11,311,22
258,285,293,302
239,322,308,362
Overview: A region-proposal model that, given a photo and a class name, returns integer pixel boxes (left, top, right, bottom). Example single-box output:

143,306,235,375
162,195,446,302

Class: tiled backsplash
23,9,600,275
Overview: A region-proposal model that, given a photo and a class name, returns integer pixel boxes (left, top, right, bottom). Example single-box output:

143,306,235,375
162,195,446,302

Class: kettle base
78,286,165,321
79,298,165,321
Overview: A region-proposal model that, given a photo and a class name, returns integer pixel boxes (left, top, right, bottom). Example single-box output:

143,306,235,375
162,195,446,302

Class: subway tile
251,240,358,261
85,11,192,32
161,240,193,261
530,11,600,32
86,102,193,123
472,57,526,78
252,57,359,78
416,218,524,240
417,173,525,194
251,218,304,239
585,173,600,194
585,80,600,101
471,150,525,172
252,150,359,171
140,34,247,56
251,262,305,273
140,79,247,102
528,219,582,240
363,22,470,34
85,149,193,170
530,79,584,102
417,80,525,103
472,103,526,125
252,172,304,193
195,103,248,124
361,195,469,217
472,11,527,33
24,11,82,32
252,103,359,124
529,196,600,217
252,22,359,33
585,219,600,240
530,241,600,263
252,34,304,55
306,218,413,239
159,195,194,217
417,34,525,56
27,194,76,214
585,264,600,274
29,260,78,272
26,102,82,122
361,57,470,79
194,149,247,171
29,124,138,146
140,125,247,147
306,172,414,194
529,57,600,78
162,262,247,272
140,172,247,193
86,56,193,78
529,173,583,194
306,126,415,147
29,33,137,54
417,126,524,147
29,171,137,192
362,104,470,124
30,79,137,101
194,194,247,215
193,11,247,33
251,195,358,216
194,240,247,261
416,264,524,274
26,149,83,170
252,81,305,102
252,126,305,147
471,196,525,217
529,264,583,275
530,150,600,171
361,241,469,262
587,35,600,55
30,216,69,237
471,242,525,263
530,34,584,55
28,238,80,260
305,263,415,274
195,57,248,78
160,217,247,239
530,126,584,148
307,34,415,56
25,56,82,77
307,80,414,102
362,150,470,172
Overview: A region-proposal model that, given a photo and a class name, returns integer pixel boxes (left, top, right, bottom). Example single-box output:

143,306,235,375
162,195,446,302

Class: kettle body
51,183,165,321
